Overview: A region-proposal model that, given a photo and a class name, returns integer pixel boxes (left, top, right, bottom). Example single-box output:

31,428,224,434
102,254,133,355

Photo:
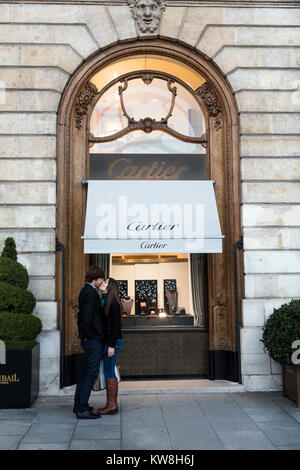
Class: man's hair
85,265,105,283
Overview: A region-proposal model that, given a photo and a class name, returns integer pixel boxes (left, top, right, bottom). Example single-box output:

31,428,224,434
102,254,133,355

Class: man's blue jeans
74,339,104,412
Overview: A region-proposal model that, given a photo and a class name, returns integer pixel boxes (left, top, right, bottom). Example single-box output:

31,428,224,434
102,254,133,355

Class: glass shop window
89,55,208,328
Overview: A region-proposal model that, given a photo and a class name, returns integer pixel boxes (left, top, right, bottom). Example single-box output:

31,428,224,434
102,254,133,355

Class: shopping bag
92,359,106,391
115,365,121,383
92,361,121,391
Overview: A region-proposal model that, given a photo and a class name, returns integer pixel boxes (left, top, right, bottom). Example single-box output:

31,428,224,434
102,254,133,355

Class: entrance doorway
56,40,242,387
109,253,209,378
87,55,211,377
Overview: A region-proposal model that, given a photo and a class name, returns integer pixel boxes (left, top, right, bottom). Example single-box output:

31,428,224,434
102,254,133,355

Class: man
74,265,105,419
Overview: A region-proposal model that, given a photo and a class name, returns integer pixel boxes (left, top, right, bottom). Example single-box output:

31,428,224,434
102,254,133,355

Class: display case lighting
159,312,167,318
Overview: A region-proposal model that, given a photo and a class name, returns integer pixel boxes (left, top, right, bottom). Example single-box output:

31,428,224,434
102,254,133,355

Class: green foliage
0,281,36,315
261,299,300,366
0,257,29,289
0,237,40,349
1,237,17,260
0,312,42,349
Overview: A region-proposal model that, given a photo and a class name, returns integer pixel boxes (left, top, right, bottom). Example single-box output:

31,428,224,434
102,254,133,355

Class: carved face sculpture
130,0,165,33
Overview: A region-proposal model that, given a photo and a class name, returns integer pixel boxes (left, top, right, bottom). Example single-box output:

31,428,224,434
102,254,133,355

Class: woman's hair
104,277,122,316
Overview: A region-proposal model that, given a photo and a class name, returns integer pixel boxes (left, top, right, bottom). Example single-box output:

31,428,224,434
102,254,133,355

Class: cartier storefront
57,41,241,387
1,0,297,395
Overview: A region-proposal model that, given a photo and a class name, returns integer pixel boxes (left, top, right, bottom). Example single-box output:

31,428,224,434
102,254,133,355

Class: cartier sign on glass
90,154,206,181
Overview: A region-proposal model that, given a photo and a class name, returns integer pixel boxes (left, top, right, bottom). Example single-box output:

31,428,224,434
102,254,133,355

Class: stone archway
56,39,242,386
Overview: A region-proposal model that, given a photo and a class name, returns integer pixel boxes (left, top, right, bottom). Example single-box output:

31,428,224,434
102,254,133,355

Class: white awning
82,180,223,254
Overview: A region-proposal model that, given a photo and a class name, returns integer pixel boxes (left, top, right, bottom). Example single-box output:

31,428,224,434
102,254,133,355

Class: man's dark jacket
77,283,104,342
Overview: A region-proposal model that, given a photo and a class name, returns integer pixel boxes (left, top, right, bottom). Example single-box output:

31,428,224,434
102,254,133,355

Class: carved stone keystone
128,0,166,35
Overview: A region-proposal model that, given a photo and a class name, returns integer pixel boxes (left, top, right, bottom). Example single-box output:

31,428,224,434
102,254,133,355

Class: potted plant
0,237,42,408
261,299,300,407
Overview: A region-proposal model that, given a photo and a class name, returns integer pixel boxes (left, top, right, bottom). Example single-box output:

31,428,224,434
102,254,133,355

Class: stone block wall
0,1,299,393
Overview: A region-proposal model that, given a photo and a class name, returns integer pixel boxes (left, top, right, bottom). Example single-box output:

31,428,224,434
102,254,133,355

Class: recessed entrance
56,39,242,387
86,54,214,378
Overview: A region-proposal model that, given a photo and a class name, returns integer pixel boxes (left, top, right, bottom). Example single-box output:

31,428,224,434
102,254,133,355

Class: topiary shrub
0,257,29,289
0,312,42,349
261,299,300,367
1,237,17,260
0,236,41,349
0,281,36,314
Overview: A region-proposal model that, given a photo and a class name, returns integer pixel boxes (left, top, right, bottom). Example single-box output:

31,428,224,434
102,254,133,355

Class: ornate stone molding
142,73,154,85
70,297,83,354
213,297,229,349
128,0,166,35
196,82,222,131
74,81,98,130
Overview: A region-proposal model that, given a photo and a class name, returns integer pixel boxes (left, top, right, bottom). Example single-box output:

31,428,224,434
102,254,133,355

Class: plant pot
283,365,300,407
0,343,40,408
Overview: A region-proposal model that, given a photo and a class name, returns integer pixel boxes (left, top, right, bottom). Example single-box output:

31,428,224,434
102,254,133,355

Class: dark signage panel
90,154,206,180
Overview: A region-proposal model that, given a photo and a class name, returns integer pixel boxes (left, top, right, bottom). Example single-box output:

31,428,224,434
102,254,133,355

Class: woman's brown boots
97,378,118,415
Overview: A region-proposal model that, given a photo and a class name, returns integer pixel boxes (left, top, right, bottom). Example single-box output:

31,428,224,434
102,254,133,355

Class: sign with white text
83,180,223,254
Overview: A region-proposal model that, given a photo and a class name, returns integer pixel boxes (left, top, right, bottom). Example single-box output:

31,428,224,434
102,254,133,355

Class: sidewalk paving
0,392,299,450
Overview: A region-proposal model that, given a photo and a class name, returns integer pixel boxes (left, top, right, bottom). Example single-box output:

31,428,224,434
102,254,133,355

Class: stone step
43,379,245,397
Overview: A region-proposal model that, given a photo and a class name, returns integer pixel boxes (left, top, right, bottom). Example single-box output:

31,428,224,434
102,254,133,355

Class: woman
97,277,123,415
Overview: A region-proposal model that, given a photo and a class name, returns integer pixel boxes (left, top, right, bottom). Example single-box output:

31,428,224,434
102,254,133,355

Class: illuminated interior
110,253,193,317
90,54,206,92
90,55,206,155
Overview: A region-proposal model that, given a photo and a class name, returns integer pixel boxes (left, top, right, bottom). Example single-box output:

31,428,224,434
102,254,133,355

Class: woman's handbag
92,359,106,391
92,375,101,392
115,365,121,383
92,360,121,391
